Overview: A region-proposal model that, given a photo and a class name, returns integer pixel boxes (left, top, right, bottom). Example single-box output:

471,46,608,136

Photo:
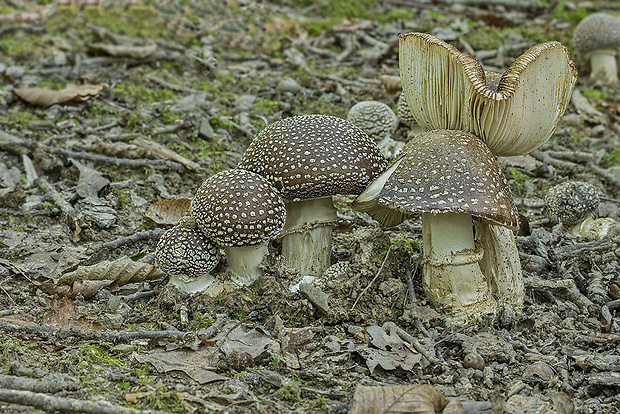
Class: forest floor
1,0,620,413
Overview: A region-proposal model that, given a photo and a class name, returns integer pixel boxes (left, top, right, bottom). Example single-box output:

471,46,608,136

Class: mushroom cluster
355,33,577,322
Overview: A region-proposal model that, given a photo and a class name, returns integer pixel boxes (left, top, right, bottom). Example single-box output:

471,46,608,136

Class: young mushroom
353,129,519,322
155,225,221,293
347,101,401,159
238,114,387,277
189,169,286,287
573,13,620,84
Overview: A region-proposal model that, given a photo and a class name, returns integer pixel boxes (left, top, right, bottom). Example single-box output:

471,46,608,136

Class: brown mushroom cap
191,169,286,247
356,129,519,229
347,101,399,140
573,13,620,53
237,114,387,201
399,32,578,157
545,181,600,227
155,225,220,277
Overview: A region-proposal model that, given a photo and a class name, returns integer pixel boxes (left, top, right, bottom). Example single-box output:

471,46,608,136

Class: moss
509,167,530,196
549,0,590,25
582,88,609,101
128,385,186,413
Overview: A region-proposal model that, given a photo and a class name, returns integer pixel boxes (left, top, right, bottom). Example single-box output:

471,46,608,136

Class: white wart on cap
573,13,620,83
399,32,578,157
347,101,399,141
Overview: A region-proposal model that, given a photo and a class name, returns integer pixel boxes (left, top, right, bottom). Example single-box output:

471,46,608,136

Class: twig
0,374,78,394
383,322,441,366
87,229,167,255
530,150,579,171
351,246,392,311
434,323,475,346
525,276,594,312
404,265,431,337
549,239,614,261
34,176,84,241
0,388,167,414
588,162,620,188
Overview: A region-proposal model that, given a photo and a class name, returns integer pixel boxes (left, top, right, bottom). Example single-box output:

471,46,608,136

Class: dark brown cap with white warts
155,225,220,277
347,101,399,140
368,129,519,228
545,181,600,227
191,169,286,247
237,114,388,201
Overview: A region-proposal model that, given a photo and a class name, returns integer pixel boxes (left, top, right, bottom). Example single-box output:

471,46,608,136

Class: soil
1,0,620,413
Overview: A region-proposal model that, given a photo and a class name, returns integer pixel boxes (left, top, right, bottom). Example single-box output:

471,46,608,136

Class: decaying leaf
13,84,108,107
72,159,110,198
145,198,192,225
42,294,104,330
88,40,158,59
133,348,226,384
57,256,165,286
351,384,448,414
133,137,201,170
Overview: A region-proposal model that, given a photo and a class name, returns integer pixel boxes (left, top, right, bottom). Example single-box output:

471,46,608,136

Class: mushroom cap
399,32,578,157
237,114,388,201
191,169,286,247
545,181,600,227
354,129,519,229
573,13,620,53
155,225,220,278
396,93,417,127
347,101,399,140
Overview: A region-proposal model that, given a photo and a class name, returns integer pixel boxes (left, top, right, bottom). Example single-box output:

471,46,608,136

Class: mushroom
396,93,416,128
189,169,286,286
353,129,519,322
398,32,578,157
347,101,402,159
573,13,620,84
238,114,387,277
155,224,221,293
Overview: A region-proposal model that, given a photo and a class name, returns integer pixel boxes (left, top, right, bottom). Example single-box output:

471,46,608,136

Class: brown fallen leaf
133,137,201,170
145,198,192,225
13,84,108,107
57,256,165,286
351,384,448,414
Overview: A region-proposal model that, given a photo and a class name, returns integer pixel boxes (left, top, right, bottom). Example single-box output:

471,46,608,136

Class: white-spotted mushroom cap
237,114,388,201
573,13,620,54
353,129,519,229
155,225,220,278
397,93,417,127
347,101,399,140
545,181,600,227
191,169,286,247
399,32,578,157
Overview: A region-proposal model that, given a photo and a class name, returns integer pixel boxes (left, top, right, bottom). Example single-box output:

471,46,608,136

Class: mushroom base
281,197,337,277
168,273,216,294
590,48,618,84
225,244,268,286
422,212,497,323
475,221,524,317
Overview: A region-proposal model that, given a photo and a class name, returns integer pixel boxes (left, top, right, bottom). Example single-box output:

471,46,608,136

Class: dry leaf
57,256,165,286
145,198,192,225
42,295,76,328
351,384,448,414
72,159,110,198
133,137,201,170
14,84,107,107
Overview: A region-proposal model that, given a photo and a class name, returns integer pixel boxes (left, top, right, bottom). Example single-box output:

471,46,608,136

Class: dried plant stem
351,246,392,311
87,229,166,255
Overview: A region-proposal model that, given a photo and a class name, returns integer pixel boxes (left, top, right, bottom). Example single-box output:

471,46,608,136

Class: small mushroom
396,93,416,128
155,225,221,293
190,169,286,286
573,13,620,84
347,101,402,159
238,114,387,277
353,129,519,322
399,32,577,156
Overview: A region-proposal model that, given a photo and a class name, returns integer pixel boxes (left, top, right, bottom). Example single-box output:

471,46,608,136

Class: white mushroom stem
475,222,524,314
280,197,337,277
224,244,269,286
422,212,497,321
589,48,618,84
168,273,216,294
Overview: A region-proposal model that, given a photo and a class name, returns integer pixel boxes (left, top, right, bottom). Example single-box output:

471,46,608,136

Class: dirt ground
1,0,620,413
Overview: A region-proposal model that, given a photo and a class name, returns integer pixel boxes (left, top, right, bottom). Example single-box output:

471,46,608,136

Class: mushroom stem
224,244,268,286
475,221,524,315
589,48,618,84
422,212,497,322
168,273,216,294
281,197,337,276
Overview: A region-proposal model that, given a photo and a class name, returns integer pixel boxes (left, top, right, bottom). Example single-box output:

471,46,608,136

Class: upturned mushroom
188,169,286,286
353,129,519,322
238,114,387,277
155,225,221,293
398,32,578,157
573,13,620,84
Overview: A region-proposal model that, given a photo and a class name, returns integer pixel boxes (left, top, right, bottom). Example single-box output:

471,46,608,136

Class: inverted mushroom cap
347,101,399,140
155,225,220,278
545,181,600,227
354,129,519,229
573,13,620,53
191,169,286,247
399,32,578,157
397,93,417,127
237,114,388,201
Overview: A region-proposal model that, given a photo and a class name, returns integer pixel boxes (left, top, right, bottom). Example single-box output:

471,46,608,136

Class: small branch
525,276,594,312
351,246,392,311
34,176,83,241
383,322,441,366
0,374,78,394
87,229,166,255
